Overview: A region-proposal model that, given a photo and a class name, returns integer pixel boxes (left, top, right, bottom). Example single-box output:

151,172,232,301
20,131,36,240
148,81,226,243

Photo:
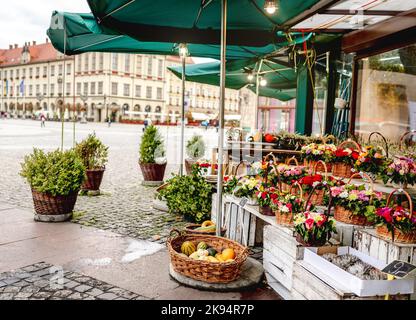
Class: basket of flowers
374,189,416,244
380,156,416,189
275,162,308,193
273,182,304,226
232,176,260,206
301,142,336,172
293,184,337,247
354,145,386,181
332,140,361,178
167,229,249,283
255,184,279,216
331,173,385,226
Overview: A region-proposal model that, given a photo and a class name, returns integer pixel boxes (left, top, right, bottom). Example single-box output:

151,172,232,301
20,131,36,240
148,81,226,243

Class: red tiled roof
0,42,65,67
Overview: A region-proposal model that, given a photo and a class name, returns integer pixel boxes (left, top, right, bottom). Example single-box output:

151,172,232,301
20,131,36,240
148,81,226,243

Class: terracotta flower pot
140,162,167,182
82,169,105,191
31,189,78,222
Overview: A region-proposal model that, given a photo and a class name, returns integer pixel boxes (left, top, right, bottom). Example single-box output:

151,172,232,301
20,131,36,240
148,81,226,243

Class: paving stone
67,292,90,300
0,281,7,288
3,286,20,293
85,288,104,297
64,281,80,289
52,290,73,298
0,293,14,300
74,285,92,293
14,292,33,299
96,292,119,300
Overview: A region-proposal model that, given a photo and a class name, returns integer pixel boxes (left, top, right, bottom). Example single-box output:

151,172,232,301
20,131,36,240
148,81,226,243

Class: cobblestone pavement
0,262,147,300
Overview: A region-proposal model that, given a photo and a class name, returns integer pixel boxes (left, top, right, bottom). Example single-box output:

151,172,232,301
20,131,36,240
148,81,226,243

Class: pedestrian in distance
107,117,112,128
40,114,46,128
143,118,148,132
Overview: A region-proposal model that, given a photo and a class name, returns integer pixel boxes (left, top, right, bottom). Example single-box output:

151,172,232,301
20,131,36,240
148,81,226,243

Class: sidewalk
0,202,279,300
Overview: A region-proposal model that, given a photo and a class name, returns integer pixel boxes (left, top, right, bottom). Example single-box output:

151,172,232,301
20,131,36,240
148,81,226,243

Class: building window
145,105,151,112
50,84,55,96
43,66,47,77
66,83,71,95
16,69,20,79
123,84,130,96
125,55,130,73
83,83,88,95
147,57,153,76
76,83,81,95
90,82,96,95
135,85,141,97
51,66,55,77
84,54,89,72
111,82,118,95
91,53,96,71
156,87,163,100
99,53,104,70
136,55,142,75
77,56,82,72
22,68,26,78
43,84,47,95
67,63,71,75
146,86,152,99
158,59,163,78
29,68,32,78
98,81,103,95
36,84,40,94
10,70,14,79
35,67,40,78
58,64,63,76
112,53,118,70
155,106,161,113
29,85,33,96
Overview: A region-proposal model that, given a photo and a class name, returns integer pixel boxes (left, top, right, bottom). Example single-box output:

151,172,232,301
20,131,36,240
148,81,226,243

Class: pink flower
305,218,314,230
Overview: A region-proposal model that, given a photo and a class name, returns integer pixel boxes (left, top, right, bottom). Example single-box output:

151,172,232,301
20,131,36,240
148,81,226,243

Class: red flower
261,192,267,199
352,151,360,160
270,193,278,200
316,215,327,227
224,176,230,183
335,149,348,157
305,218,314,230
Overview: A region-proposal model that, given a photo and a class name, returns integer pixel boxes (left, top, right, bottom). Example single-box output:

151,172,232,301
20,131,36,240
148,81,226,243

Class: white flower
312,181,320,187
279,205,290,213
339,191,349,199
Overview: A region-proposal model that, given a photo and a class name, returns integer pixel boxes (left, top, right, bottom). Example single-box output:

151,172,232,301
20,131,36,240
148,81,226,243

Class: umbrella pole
216,0,227,237
179,55,186,176
61,22,67,151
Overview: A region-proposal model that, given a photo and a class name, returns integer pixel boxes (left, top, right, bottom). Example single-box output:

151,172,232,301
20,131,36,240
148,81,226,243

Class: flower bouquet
331,173,385,226
232,176,260,205
301,143,336,172
332,140,361,178
354,145,386,179
274,163,308,192
223,175,239,195
294,184,337,247
272,183,304,226
374,189,416,243
255,184,279,216
380,156,416,188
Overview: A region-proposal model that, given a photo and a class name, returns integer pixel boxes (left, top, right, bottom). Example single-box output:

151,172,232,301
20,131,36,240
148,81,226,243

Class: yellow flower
356,160,361,166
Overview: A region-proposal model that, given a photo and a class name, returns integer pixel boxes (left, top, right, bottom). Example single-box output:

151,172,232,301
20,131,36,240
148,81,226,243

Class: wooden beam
322,9,402,16
342,9,416,54
283,0,345,28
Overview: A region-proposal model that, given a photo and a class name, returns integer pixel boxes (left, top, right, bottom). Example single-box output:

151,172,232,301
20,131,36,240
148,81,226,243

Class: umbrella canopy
86,0,321,46
168,58,297,100
47,11,309,60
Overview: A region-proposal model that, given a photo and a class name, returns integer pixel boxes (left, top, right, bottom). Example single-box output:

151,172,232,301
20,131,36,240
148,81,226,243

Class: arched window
43,102,48,111
155,106,161,113
145,105,151,113
134,104,140,112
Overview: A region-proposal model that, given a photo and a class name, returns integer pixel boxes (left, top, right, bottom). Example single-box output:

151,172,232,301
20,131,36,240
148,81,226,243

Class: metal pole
216,0,227,237
179,55,186,176
254,59,263,130
73,55,76,147
61,22,67,151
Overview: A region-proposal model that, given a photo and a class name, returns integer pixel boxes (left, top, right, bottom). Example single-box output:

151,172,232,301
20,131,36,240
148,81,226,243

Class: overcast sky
0,0,90,48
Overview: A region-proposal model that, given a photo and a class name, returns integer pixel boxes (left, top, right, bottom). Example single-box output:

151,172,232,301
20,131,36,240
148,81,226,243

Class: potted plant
275,163,308,192
185,134,206,175
157,165,212,223
331,173,385,226
223,175,239,195
255,184,279,216
374,189,416,244
139,125,167,185
380,156,416,188
75,133,108,194
232,176,260,205
332,140,361,178
272,183,304,226
20,149,86,222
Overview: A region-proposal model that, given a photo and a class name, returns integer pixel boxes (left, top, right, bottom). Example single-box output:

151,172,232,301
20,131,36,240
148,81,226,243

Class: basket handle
264,152,277,164
233,160,252,177
338,139,361,152
367,131,389,158
168,228,184,242
347,172,374,192
289,181,303,200
387,189,413,218
313,160,328,180
304,182,332,216
400,130,416,152
285,156,299,167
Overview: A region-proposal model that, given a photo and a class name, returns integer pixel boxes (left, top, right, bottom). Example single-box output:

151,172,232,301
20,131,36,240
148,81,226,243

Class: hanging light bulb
247,72,254,81
260,78,267,87
264,0,277,15
178,43,189,58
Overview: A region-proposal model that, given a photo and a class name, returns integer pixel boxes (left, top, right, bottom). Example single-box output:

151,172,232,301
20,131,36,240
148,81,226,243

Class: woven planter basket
275,210,293,226
303,189,325,206
334,206,372,226
332,162,353,178
308,160,332,173
82,169,105,191
295,234,327,247
375,189,416,244
184,224,226,236
259,205,274,216
167,230,249,283
140,162,167,181
32,189,78,216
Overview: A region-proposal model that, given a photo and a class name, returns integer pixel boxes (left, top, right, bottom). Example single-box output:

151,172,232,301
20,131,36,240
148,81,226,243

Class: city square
0,0,416,309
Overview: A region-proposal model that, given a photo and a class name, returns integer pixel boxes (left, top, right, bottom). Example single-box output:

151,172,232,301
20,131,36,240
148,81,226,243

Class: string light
260,78,267,87
247,72,254,81
264,0,277,15
178,43,189,57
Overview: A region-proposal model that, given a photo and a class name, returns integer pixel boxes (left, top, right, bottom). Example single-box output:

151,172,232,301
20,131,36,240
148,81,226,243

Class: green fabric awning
47,11,311,60
86,0,321,46
168,58,297,101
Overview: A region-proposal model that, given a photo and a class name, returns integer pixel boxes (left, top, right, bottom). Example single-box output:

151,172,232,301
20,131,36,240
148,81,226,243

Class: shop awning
225,115,241,121
86,0,323,46
47,11,310,60
191,112,210,121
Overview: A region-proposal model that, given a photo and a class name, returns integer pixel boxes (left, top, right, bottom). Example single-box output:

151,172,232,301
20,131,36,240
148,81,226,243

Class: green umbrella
47,11,311,60
86,0,321,46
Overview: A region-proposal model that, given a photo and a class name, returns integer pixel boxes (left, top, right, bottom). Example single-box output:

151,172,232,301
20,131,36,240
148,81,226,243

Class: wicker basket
184,224,226,236
375,189,416,244
185,159,196,175
82,169,105,191
275,183,303,227
308,160,332,173
32,189,78,216
140,162,167,181
302,161,328,206
167,230,249,283
332,140,361,178
260,205,274,216
333,173,374,226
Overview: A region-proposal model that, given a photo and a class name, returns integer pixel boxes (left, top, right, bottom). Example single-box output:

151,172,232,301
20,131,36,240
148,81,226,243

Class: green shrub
140,125,165,164
157,166,212,223
20,149,86,196
186,134,205,159
75,133,109,170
